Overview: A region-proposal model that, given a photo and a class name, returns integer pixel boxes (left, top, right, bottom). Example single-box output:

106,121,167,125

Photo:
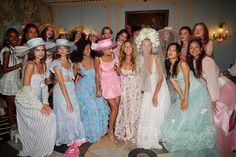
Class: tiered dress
50,60,85,145
161,63,220,157
76,63,109,143
99,57,121,99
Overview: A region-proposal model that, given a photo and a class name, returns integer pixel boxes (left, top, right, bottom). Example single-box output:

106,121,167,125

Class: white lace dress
137,59,171,149
0,46,21,95
115,68,142,143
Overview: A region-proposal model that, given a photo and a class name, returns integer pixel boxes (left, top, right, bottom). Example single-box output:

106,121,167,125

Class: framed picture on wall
125,10,169,31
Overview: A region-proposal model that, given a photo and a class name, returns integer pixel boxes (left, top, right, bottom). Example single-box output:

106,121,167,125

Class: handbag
63,139,87,157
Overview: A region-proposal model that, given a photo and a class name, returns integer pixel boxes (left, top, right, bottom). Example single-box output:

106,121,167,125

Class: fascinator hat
16,38,55,57
93,38,117,51
55,39,77,53
135,28,160,54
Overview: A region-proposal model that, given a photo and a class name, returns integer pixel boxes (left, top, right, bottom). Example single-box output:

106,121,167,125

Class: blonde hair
119,40,136,72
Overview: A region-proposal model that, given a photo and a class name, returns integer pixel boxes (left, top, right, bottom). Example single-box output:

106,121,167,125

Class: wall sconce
213,21,231,43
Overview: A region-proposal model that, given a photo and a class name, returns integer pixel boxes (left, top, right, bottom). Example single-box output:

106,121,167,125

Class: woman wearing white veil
135,28,171,149
157,26,180,61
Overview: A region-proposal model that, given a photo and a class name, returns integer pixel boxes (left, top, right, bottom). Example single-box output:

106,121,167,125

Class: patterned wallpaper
0,0,53,46
46,0,106,3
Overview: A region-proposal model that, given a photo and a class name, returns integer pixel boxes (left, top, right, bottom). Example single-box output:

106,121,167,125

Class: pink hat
94,39,117,51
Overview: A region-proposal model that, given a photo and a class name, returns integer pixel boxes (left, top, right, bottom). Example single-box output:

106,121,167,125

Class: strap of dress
27,61,46,76
99,57,103,63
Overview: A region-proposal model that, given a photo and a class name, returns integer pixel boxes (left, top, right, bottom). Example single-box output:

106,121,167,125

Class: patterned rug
85,136,171,157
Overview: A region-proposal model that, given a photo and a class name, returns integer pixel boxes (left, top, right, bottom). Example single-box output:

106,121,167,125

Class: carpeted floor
1,135,236,157
1,135,171,157
1,114,236,157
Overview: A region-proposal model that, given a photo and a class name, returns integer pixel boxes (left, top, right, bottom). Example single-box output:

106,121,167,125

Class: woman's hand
96,89,102,98
66,102,74,113
40,104,52,116
180,99,188,111
212,101,218,114
152,94,158,107
114,65,120,75
75,73,81,84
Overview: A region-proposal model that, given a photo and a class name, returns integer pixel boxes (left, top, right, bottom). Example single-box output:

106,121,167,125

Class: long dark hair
70,40,91,63
40,27,55,41
69,31,86,42
115,29,130,42
186,38,206,78
3,28,19,47
179,26,191,47
21,23,39,45
165,43,182,79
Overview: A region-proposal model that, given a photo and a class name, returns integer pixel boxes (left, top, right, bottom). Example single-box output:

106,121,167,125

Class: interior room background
0,0,235,70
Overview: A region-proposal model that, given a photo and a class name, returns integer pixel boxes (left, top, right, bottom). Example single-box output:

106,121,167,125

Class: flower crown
135,28,160,54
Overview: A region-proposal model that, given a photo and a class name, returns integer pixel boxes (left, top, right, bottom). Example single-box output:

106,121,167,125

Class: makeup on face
180,29,190,42
118,32,128,44
57,46,69,57
142,39,152,54
194,25,204,37
124,42,133,56
103,29,112,39
167,45,178,59
189,42,201,58
34,45,46,59
27,27,38,40
46,27,54,38
8,32,19,46
83,44,91,57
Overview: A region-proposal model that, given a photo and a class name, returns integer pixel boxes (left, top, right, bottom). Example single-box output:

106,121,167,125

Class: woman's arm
202,57,220,113
54,66,73,112
2,51,22,74
205,40,214,57
72,63,79,76
73,63,81,84
180,61,190,111
152,55,164,106
94,57,102,97
170,79,183,98
23,62,51,115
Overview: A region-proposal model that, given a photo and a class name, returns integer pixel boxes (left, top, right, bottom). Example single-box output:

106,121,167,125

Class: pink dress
201,56,236,157
99,58,121,99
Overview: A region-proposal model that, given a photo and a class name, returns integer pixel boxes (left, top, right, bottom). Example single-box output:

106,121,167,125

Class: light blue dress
76,63,109,143
50,60,85,145
161,65,220,157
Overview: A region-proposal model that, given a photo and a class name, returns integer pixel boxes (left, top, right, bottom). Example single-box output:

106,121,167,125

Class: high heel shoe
107,129,116,142
10,129,20,143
